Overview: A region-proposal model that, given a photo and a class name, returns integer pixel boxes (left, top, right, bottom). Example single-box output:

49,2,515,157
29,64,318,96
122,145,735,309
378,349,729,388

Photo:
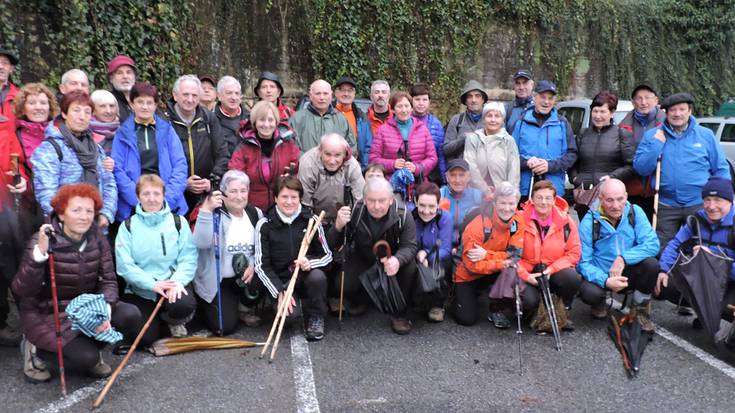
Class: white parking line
655,325,735,380
34,356,158,413
290,334,321,413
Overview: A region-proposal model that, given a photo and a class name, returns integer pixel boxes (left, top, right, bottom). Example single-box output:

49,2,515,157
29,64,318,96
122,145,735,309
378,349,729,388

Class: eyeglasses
634,95,656,102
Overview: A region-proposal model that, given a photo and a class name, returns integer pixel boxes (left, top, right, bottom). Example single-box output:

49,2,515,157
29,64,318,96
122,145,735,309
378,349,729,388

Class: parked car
556,99,634,136
698,116,735,163
294,96,372,114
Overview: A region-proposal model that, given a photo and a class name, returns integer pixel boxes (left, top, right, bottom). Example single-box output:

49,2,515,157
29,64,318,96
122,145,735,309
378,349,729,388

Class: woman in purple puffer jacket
369,91,437,182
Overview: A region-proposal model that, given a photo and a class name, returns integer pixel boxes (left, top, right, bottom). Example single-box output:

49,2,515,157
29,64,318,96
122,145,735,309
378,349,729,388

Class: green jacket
289,104,357,155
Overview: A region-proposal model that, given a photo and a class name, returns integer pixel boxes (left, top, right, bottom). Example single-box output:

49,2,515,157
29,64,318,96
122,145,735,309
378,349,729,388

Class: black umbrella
669,216,733,339
358,241,407,315
608,310,653,378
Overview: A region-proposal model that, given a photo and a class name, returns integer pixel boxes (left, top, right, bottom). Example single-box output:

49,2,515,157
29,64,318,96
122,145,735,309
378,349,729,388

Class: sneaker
169,324,188,338
238,304,262,327
88,355,112,378
21,337,50,383
391,317,412,335
0,325,21,346
427,307,445,323
488,312,511,329
590,303,608,320
305,316,325,341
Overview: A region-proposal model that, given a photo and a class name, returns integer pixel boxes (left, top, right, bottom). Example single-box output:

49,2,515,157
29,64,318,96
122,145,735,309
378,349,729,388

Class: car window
613,111,627,125
558,107,585,135
700,122,721,135
722,124,735,142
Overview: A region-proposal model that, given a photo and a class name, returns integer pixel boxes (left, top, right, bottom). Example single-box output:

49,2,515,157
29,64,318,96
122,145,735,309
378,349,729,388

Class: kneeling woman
453,182,525,327
193,170,264,335
115,174,197,347
13,184,141,380
518,180,582,326
254,176,332,341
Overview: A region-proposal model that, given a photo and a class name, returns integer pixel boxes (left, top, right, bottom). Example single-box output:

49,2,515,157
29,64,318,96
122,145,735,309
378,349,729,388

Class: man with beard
107,55,137,122
367,80,392,134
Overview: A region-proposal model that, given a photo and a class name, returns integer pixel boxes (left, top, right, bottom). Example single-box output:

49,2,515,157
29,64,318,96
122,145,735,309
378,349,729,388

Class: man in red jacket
0,47,18,129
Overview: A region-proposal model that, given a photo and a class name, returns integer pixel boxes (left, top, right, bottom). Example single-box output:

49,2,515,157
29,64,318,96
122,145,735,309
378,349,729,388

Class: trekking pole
652,156,662,230
539,274,562,351
213,209,224,336
45,227,66,397
93,296,165,409
528,174,535,199
508,247,523,375
338,181,354,327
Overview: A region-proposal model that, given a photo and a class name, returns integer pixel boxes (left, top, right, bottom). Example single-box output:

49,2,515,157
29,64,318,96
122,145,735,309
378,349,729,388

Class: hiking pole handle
93,296,165,409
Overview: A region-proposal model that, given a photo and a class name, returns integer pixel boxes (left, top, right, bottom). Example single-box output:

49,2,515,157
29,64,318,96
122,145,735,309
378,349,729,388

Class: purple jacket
413,208,452,264
369,116,438,180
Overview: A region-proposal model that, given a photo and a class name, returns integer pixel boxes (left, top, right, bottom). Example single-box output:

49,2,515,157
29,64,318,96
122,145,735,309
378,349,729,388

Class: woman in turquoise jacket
115,174,198,346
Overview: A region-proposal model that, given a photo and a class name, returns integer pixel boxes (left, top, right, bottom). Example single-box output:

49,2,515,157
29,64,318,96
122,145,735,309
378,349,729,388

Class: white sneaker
21,337,50,383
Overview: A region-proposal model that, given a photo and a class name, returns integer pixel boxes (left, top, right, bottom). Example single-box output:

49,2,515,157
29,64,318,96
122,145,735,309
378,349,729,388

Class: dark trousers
659,280,735,322
0,277,10,329
521,268,582,316
124,285,197,347
37,301,141,372
579,257,659,306
344,259,417,317
196,278,242,335
291,269,329,318
451,274,507,326
656,203,702,255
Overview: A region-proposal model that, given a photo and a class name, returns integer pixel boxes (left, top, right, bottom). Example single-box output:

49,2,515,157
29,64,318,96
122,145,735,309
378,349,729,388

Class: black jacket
329,200,417,270
214,103,251,157
110,88,133,122
254,206,332,297
569,123,635,188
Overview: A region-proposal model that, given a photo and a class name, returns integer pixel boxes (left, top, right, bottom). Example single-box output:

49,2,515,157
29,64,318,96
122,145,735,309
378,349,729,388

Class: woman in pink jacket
369,91,437,181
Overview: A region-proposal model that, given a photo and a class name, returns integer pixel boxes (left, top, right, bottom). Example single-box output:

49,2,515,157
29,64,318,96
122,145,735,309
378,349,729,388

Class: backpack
592,206,635,244
125,211,182,234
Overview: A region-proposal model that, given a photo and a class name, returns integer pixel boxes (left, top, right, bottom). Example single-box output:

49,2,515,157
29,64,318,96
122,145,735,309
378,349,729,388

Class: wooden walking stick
93,296,165,409
652,156,662,230
45,228,66,397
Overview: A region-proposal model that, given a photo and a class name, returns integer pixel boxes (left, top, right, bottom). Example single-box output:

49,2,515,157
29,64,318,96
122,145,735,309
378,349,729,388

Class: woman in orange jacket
453,182,524,327
518,180,582,325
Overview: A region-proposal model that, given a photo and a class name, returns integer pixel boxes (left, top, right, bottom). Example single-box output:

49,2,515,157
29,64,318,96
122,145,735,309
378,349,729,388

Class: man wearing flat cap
634,92,731,252
0,47,19,126
443,80,488,162
619,83,666,220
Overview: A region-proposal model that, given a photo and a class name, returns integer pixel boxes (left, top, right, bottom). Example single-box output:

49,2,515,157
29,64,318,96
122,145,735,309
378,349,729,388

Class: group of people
1,47,734,385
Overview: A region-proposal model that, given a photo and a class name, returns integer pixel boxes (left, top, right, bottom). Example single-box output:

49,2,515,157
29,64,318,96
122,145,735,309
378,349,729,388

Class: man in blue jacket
513,80,577,201
656,177,735,326
439,159,483,255
577,179,660,331
504,69,534,133
633,92,730,253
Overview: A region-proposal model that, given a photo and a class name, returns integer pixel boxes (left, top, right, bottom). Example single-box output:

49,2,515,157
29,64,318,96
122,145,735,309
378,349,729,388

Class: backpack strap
564,222,571,243
244,204,260,226
455,112,466,135
45,137,63,162
125,211,181,234
592,218,601,244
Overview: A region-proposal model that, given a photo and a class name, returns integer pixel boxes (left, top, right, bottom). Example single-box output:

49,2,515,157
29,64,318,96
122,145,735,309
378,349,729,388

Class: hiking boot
328,298,342,314
590,303,608,320
0,325,21,346
111,341,131,356
305,316,325,342
678,306,694,316
238,304,262,327
169,324,188,338
562,319,575,332
347,302,367,316
427,307,445,323
631,302,655,332
21,337,50,383
391,317,412,335
488,312,511,329
88,355,112,378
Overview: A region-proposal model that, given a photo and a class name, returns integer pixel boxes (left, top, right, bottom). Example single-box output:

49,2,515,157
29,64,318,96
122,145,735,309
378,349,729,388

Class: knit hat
702,177,734,202
107,55,137,75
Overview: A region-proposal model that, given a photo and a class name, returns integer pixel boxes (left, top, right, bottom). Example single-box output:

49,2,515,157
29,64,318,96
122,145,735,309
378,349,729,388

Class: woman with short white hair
464,102,520,197
90,89,120,155
193,170,264,334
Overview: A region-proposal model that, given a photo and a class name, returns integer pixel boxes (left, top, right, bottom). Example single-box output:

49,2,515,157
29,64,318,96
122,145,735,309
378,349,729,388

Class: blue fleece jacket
577,202,660,288
633,116,730,208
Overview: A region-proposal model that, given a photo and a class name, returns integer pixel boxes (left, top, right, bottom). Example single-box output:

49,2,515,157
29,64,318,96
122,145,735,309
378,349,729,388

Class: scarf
633,110,651,127
15,119,49,159
89,118,119,139
59,123,99,187
468,111,482,123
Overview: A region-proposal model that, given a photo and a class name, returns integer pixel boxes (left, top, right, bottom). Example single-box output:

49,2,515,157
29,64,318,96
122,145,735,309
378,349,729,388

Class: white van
697,117,735,163
556,99,635,136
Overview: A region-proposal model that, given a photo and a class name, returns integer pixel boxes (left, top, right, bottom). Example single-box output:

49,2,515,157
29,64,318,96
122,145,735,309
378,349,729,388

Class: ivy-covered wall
2,0,734,118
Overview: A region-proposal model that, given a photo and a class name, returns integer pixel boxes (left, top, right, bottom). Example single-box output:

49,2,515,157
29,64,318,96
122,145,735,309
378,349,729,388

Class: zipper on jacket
144,127,150,150
187,126,195,176
160,233,167,256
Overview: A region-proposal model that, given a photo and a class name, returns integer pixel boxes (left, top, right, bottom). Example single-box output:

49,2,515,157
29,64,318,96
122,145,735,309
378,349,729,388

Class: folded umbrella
390,168,414,197
358,241,407,315
669,216,733,339
608,310,653,378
